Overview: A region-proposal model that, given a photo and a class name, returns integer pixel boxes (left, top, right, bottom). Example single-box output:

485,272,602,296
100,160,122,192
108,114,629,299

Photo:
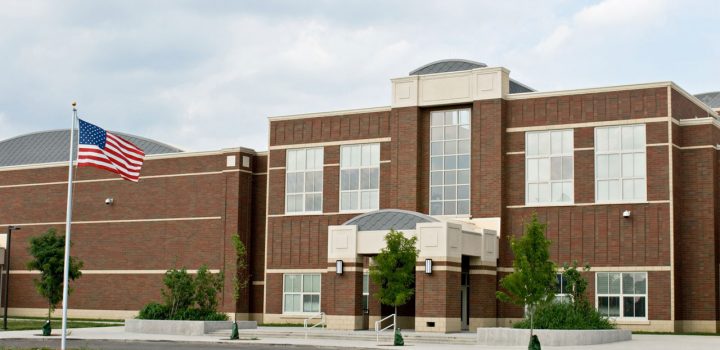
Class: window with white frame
526,130,573,204
286,148,323,213
596,272,647,318
595,125,646,202
362,273,369,313
554,273,571,303
430,109,471,215
283,274,321,313
340,143,380,211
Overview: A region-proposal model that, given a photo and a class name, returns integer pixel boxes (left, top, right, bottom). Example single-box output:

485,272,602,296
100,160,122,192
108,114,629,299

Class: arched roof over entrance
342,209,438,231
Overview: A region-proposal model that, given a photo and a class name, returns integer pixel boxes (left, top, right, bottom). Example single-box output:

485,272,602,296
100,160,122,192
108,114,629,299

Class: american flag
77,119,145,182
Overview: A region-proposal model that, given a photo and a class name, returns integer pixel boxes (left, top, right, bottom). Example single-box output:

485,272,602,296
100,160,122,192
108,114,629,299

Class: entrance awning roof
342,209,438,231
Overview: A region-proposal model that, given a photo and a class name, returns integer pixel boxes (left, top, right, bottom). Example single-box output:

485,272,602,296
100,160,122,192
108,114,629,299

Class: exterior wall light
105,197,114,206
336,260,343,275
622,210,631,218
425,259,433,274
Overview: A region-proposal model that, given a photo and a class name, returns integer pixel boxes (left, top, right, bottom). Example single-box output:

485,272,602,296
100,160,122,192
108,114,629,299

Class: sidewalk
1,326,720,350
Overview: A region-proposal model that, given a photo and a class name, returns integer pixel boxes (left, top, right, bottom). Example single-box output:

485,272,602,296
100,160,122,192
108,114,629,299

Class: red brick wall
322,269,363,316
474,99,505,218
269,111,391,146
415,270,461,318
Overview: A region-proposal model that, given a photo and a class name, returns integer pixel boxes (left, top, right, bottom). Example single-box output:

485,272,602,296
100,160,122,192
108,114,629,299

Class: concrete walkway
1,326,720,349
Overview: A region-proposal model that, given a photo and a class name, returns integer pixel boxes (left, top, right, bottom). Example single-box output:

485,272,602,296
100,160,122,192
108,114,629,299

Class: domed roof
343,209,438,231
695,91,720,109
408,59,535,94
0,129,183,167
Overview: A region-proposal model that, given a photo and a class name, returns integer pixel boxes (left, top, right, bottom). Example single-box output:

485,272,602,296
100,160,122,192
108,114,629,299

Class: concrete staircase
208,327,478,345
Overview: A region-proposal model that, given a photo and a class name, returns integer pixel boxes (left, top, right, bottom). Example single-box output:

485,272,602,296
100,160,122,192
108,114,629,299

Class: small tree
559,261,591,309
26,228,84,333
161,268,195,319
194,265,224,313
496,213,555,347
369,229,418,320
230,233,250,340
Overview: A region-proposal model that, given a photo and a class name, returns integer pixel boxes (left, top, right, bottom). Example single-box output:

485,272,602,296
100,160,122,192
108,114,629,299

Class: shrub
512,302,614,330
138,302,169,320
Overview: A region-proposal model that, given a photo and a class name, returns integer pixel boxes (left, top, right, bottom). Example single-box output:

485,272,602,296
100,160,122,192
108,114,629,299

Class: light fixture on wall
105,197,114,206
336,260,343,275
425,259,433,274
622,210,631,218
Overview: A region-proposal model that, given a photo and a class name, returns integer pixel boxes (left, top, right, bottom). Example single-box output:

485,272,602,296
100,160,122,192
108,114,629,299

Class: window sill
282,211,324,216
280,313,321,319
611,319,650,325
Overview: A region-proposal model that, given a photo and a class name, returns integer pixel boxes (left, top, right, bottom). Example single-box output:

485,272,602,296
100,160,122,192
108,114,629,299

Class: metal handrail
374,313,396,343
303,312,326,338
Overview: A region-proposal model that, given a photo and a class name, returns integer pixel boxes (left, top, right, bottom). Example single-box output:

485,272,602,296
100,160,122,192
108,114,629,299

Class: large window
283,274,321,313
554,273,571,303
526,130,574,204
286,148,323,213
340,144,380,211
595,125,646,202
430,109,471,216
596,272,647,319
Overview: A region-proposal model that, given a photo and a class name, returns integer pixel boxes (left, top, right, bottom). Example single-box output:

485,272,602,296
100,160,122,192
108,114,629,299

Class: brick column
323,261,364,330
468,260,498,329
414,264,462,333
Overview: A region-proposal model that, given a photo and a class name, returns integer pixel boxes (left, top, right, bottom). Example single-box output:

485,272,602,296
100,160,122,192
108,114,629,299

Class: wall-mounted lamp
425,259,433,274
336,260,343,275
622,210,631,218
105,197,114,206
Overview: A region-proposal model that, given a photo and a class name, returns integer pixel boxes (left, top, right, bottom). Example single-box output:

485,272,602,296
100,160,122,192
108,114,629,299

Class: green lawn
0,317,123,331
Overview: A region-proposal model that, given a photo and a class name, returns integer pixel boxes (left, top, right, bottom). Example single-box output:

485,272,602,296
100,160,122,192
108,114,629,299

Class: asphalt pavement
0,338,367,350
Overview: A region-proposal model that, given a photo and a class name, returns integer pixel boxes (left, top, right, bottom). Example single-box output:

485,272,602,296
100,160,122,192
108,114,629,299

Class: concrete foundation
476,327,631,346
124,319,257,336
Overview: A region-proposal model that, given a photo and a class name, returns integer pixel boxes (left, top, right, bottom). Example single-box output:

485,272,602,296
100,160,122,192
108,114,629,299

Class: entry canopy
342,209,438,231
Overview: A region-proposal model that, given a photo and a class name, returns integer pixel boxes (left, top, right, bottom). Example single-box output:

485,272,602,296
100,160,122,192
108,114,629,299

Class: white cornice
505,81,674,100
268,106,391,122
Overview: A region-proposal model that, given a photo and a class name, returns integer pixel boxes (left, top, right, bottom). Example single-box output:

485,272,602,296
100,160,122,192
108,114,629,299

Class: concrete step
207,328,478,345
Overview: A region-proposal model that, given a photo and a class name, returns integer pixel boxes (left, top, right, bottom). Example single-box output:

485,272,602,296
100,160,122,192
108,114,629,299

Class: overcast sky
1,0,718,152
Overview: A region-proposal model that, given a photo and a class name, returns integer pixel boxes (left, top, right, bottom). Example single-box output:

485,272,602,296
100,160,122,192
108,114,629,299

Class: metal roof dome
409,59,535,94
343,209,438,231
0,129,183,167
695,91,720,109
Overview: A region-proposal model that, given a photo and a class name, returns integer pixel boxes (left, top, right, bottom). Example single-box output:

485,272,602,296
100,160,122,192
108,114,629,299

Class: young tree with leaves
369,229,418,345
26,228,83,335
496,213,555,349
230,233,249,340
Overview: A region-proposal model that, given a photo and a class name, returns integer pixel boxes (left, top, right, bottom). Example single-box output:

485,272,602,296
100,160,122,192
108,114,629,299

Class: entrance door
461,256,470,331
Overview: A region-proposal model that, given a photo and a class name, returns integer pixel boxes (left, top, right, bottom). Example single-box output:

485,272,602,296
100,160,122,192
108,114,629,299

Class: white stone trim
574,147,594,151
469,270,497,275
0,170,237,189
647,143,669,147
269,106,391,121
9,307,137,320
269,137,391,150
506,117,669,133
506,151,524,155
266,269,327,274
506,200,669,208
498,266,670,273
673,144,719,150
506,81,673,100
252,281,265,286
0,216,222,227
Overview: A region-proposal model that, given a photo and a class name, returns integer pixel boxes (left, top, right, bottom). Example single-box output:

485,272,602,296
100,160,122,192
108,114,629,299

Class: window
596,272,647,319
554,273,571,303
362,273,369,313
526,130,573,204
595,125,646,202
286,148,323,213
283,274,321,313
430,108,471,216
340,144,380,211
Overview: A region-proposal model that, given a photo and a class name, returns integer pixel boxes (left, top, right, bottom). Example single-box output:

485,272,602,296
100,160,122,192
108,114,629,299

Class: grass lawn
0,317,123,331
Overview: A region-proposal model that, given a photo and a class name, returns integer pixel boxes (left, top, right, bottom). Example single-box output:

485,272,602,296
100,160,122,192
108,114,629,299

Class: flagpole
60,102,77,350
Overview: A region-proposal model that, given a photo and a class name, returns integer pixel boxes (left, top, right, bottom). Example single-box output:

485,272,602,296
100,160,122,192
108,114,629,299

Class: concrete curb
476,327,632,346
124,319,257,336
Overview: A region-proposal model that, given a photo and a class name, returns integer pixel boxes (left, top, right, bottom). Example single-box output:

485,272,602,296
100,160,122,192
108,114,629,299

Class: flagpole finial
72,101,77,112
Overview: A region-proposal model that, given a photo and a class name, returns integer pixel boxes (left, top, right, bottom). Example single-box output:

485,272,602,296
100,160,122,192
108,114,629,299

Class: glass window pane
303,275,313,292
551,157,562,180
622,273,635,294
623,297,635,317
598,296,609,316
341,192,354,211
431,112,444,126
361,145,372,167
608,127,620,151
305,172,315,192
444,201,456,215
431,157,443,170
360,169,370,189
596,128,608,152
313,274,321,292
287,150,298,171
552,182,563,202
444,141,457,154
597,155,608,179
634,273,646,294
551,131,562,154
340,146,352,168
528,184,538,203
445,126,457,139
306,149,316,171
538,183,550,203
609,273,621,294
527,133,538,156
622,126,634,151
563,130,573,153
431,127,443,141
538,132,550,155
444,186,456,200
538,158,550,181
446,111,458,125
597,273,609,294
369,168,379,189
457,185,470,200
634,153,645,177
284,295,294,312
430,202,442,215
634,179,646,200
360,191,372,209
351,146,361,168
622,154,634,177
459,109,470,125
341,169,356,191
371,144,380,165
431,186,443,200
634,297,646,317
457,200,470,215
608,154,621,178
563,156,573,180
527,159,538,182
458,140,470,154
431,142,443,156
608,180,621,200
431,172,443,186
562,182,573,202
444,155,457,170
457,155,470,169
444,171,457,185
457,170,470,184
284,275,293,292
296,149,306,171
458,125,470,139
597,181,608,201
369,190,379,209
634,125,646,150
608,297,620,317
